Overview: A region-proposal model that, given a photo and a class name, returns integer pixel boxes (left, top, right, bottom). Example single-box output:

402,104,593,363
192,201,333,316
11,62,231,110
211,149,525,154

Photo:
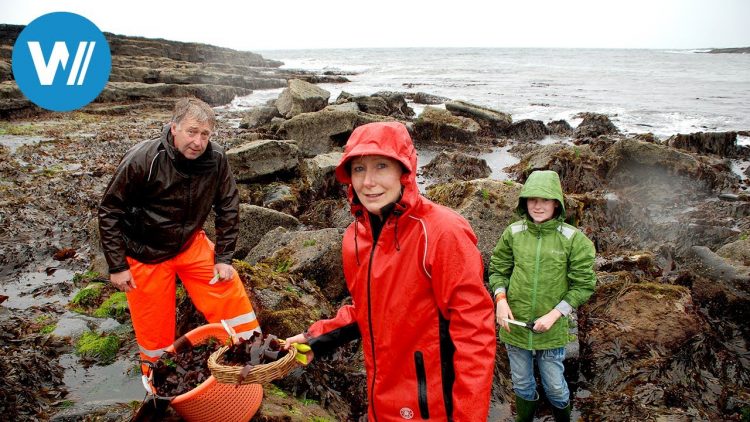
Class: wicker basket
208,344,299,384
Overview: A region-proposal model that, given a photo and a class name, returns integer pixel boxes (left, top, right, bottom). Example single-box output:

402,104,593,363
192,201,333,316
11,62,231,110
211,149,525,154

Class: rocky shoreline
0,24,349,119
1,30,750,421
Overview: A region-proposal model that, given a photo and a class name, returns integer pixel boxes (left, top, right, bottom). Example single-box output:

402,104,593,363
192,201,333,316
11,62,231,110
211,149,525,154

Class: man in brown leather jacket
98,97,260,373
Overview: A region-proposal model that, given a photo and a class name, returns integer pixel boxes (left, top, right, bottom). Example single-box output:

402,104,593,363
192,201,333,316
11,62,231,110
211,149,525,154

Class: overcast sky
3,0,749,51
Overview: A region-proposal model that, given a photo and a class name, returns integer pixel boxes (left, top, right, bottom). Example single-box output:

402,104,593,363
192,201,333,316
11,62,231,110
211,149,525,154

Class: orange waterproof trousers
126,231,260,369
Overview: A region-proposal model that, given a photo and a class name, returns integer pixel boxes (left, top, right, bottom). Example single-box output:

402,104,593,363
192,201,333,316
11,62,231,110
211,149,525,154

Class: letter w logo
26,41,96,86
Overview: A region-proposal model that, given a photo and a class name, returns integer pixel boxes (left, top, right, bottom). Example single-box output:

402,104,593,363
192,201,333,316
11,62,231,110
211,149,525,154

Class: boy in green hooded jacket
489,170,596,422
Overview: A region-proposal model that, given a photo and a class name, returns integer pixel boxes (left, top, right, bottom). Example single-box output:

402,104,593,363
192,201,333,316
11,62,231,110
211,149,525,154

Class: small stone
718,193,739,201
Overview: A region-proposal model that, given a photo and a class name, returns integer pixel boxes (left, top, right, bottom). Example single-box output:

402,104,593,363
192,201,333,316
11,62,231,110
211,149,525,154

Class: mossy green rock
75,330,120,364
93,292,128,319
71,282,105,307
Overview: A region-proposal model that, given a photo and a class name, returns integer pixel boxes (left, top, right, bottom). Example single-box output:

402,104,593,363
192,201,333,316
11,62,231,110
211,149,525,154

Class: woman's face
527,197,558,223
350,155,404,216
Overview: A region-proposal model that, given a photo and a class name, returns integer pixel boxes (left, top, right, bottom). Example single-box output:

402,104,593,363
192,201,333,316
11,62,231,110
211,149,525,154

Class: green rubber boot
514,394,538,422
551,402,571,422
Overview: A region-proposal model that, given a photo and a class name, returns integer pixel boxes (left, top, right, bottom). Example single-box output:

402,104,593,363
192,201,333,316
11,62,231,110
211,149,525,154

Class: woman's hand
495,299,514,333
283,333,308,349
532,309,562,333
283,333,314,364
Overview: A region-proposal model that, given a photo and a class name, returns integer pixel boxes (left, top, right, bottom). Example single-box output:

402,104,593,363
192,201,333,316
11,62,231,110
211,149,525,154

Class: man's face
171,117,212,159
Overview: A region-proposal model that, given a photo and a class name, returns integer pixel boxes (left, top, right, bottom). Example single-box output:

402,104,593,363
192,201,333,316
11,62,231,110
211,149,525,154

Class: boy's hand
495,300,514,333
533,309,562,332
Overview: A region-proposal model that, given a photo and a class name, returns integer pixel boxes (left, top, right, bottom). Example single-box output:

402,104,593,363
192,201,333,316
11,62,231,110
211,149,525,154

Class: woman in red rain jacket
286,122,495,421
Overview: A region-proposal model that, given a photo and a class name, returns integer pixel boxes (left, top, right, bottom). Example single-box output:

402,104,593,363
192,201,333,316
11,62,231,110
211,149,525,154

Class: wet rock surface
246,227,346,303
573,112,619,139
426,178,522,268
276,106,390,157
227,139,300,182
506,118,549,141
667,131,739,157
509,143,606,194
1,33,750,422
413,106,482,144
444,100,512,136
421,150,492,185
336,90,415,119
275,79,331,118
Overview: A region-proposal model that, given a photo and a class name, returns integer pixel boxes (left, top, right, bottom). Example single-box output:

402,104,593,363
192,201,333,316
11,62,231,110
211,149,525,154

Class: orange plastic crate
162,323,263,422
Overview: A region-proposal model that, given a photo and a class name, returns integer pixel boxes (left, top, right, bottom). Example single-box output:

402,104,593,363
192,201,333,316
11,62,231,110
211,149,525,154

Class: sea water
234,47,750,139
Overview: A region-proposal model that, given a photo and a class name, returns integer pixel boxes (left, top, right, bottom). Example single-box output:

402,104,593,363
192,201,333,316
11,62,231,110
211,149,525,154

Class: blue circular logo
12,12,112,112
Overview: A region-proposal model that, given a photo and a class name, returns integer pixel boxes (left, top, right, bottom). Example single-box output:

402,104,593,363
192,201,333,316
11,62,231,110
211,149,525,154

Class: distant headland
705,47,750,54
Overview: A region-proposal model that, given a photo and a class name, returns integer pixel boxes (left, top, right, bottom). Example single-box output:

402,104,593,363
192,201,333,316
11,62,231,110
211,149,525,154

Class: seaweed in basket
151,336,224,397
218,332,288,382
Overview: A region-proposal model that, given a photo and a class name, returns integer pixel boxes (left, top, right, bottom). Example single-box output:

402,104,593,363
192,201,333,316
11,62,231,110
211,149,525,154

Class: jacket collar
524,216,564,235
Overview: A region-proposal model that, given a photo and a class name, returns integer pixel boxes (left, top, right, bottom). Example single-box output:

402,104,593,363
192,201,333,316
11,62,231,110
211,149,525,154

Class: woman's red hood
335,122,420,212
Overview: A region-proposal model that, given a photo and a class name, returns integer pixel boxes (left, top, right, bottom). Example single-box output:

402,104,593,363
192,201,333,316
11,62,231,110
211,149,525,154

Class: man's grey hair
171,97,216,129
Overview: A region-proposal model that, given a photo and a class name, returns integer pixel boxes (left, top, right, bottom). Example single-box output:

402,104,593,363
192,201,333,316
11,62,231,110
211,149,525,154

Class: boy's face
527,197,558,224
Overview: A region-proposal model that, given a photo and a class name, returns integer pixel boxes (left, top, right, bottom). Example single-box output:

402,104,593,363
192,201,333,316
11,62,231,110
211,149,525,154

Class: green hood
517,170,565,220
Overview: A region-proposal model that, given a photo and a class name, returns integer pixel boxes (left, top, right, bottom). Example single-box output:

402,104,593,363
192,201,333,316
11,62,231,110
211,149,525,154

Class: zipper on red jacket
367,226,379,421
365,208,401,421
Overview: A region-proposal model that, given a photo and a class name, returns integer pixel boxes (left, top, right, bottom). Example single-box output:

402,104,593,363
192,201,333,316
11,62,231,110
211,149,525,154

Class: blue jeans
506,344,570,409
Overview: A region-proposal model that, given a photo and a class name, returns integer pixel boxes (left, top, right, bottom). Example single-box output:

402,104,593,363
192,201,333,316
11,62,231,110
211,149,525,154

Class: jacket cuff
307,323,361,357
214,252,234,265
554,300,573,317
108,263,129,274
